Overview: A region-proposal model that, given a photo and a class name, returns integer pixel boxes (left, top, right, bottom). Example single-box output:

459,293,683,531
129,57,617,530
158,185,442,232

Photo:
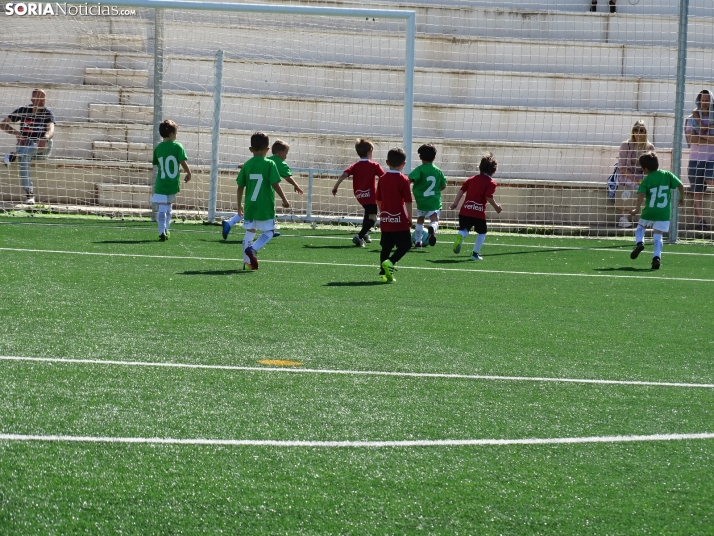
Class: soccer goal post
0,0,415,222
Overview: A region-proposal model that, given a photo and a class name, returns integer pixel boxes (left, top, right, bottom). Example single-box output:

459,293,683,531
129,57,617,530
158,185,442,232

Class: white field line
2,220,714,255
1,247,713,282
1,432,713,448
2,356,713,389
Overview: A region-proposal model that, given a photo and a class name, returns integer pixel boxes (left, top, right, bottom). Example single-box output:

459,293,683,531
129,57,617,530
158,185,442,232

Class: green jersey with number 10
153,140,188,195
237,155,282,221
408,162,447,212
637,170,682,222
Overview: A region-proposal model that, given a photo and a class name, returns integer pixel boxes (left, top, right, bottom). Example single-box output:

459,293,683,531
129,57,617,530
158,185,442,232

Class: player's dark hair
159,119,178,138
251,132,270,151
355,138,374,158
695,89,712,108
417,143,437,162
272,139,290,153
479,152,498,175
386,147,406,168
638,151,659,171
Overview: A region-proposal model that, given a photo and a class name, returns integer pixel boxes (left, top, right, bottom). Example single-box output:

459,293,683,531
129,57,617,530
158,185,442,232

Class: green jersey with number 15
638,170,682,222
408,162,447,212
153,140,188,195
237,155,282,221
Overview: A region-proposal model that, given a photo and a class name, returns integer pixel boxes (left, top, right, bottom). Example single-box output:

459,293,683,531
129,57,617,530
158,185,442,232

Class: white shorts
242,219,275,231
416,209,440,219
151,193,176,204
638,219,670,233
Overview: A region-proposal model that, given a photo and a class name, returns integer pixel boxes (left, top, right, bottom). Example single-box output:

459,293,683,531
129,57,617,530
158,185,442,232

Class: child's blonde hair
272,139,290,153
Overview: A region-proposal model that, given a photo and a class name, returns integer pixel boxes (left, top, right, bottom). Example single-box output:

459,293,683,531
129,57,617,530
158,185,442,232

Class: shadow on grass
425,258,472,264
179,269,253,276
594,266,654,272
325,281,385,287
303,244,357,250
94,239,158,244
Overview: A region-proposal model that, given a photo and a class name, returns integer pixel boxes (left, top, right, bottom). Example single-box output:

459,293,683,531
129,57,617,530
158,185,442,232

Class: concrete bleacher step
84,68,149,88
12,121,686,182
88,104,153,124
78,34,148,53
96,182,151,208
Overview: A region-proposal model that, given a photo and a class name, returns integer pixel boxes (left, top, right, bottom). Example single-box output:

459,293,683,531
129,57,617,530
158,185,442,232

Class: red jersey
344,159,385,205
376,170,412,232
458,174,497,220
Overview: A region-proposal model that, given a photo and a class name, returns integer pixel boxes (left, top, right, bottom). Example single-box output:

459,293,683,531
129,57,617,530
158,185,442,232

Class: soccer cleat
630,242,644,259
363,233,372,244
651,256,661,270
381,259,395,282
244,246,259,270
352,234,365,247
221,220,232,240
427,226,437,246
414,241,423,249
159,233,167,242
379,274,389,283
453,234,463,254
274,231,281,237
25,196,35,205
469,252,483,261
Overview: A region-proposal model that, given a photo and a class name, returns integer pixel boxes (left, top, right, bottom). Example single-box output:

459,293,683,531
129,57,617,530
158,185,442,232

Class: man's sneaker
24,196,35,205
453,234,464,254
617,215,632,228
352,234,365,247
274,231,281,237
363,233,372,244
695,221,711,232
414,241,423,249
651,256,661,270
381,259,396,282
630,242,645,259
244,246,259,270
221,220,232,240
427,226,437,246
159,233,167,242
469,252,483,261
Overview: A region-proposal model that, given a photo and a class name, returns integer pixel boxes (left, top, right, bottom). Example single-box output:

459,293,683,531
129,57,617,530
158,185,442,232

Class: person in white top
684,89,714,231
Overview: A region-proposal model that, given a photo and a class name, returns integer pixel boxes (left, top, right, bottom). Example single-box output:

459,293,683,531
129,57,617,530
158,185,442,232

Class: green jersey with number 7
236,155,282,221
153,140,188,195
637,170,682,222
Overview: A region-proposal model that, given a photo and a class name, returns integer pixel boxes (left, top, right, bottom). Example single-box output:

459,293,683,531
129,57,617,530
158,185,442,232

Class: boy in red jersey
376,148,413,283
449,152,502,260
332,138,385,247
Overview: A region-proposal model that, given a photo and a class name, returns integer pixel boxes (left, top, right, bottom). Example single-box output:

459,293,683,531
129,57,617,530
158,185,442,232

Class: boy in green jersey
630,151,684,269
151,119,192,241
408,144,446,248
236,132,290,270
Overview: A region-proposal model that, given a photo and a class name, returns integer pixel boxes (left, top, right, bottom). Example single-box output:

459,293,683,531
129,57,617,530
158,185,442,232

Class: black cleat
651,256,661,270
427,226,437,246
630,242,644,259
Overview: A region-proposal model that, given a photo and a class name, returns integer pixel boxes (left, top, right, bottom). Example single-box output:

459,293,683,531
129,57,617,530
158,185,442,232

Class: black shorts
362,204,378,217
458,215,487,234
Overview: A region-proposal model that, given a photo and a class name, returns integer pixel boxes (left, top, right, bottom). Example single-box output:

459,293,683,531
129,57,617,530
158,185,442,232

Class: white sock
635,225,645,244
228,213,242,226
458,229,469,238
157,211,166,235
653,234,663,257
415,223,424,243
474,233,487,253
430,221,438,234
165,207,172,231
243,231,256,263
253,230,274,252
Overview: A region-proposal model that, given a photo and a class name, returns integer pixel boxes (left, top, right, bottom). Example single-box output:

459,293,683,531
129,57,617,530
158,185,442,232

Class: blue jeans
17,139,53,194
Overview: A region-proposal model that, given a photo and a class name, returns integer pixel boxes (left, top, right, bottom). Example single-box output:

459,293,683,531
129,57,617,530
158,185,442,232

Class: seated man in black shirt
1,89,55,204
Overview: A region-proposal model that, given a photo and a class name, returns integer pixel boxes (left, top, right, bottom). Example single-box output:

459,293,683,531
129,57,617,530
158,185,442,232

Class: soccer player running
376,148,413,283
450,152,502,260
409,143,447,248
629,151,684,270
236,132,290,270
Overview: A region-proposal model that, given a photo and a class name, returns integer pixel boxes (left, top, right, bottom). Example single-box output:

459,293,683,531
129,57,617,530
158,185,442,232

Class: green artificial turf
1,216,713,533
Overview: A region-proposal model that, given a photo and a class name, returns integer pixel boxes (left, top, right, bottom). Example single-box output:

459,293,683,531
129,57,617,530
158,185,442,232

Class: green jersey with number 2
237,155,282,221
153,140,188,195
408,162,446,212
638,170,682,221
